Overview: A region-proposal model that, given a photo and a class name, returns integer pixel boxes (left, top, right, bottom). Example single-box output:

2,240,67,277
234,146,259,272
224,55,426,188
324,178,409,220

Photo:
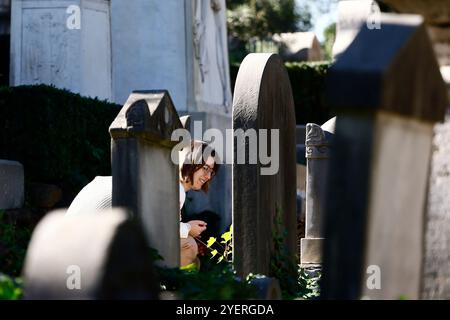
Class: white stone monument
10,0,233,230
112,0,233,230
10,0,111,100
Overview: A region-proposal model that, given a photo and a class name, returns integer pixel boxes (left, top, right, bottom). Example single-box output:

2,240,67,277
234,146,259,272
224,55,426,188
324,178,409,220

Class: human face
192,156,215,190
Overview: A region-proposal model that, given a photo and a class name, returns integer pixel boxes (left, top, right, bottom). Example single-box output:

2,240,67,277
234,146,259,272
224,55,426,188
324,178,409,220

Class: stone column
321,14,447,300
109,91,183,268
10,0,111,100
301,118,335,265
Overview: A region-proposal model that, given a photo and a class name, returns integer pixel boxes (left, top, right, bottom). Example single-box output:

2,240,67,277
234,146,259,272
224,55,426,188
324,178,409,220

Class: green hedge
230,61,333,125
0,85,121,203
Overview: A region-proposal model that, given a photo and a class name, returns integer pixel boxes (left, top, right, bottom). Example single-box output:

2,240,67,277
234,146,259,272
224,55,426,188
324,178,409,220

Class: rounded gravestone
23,209,159,299
233,53,297,277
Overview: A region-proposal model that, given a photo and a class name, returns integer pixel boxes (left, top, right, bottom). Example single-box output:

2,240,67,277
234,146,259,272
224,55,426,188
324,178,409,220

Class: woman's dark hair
180,140,220,193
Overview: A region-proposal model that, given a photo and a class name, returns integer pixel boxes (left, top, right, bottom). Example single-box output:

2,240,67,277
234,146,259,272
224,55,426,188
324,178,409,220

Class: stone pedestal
10,0,111,100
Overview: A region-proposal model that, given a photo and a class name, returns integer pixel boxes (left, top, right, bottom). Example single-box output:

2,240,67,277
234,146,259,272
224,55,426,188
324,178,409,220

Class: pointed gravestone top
327,14,448,122
109,90,182,145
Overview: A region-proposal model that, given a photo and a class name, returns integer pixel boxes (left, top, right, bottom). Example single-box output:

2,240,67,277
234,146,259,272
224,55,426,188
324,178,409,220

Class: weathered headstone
321,14,448,300
0,159,23,209
23,209,159,299
273,32,323,62
333,0,381,59
378,0,450,299
109,90,182,268
301,117,335,265
233,53,297,277
10,0,111,100
422,115,450,299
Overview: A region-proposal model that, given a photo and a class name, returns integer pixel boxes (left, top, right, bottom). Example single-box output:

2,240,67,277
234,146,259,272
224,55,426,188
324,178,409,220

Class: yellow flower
206,237,216,248
221,230,232,243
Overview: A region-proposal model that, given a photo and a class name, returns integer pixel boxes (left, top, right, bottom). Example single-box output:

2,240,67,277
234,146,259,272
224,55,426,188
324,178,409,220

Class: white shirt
179,183,191,238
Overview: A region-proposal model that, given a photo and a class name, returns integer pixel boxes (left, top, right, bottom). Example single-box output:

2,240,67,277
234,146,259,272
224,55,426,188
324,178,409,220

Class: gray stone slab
110,90,183,268
233,53,297,277
322,14,447,300
23,209,159,299
0,159,24,209
422,115,450,299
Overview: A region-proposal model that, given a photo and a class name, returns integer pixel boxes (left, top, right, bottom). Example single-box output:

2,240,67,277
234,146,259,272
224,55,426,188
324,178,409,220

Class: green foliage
322,22,336,61
203,224,233,264
297,268,321,299
227,0,310,42
284,61,333,125
0,85,121,202
269,206,322,300
155,249,257,300
0,273,23,300
227,0,312,64
0,210,33,277
269,206,300,299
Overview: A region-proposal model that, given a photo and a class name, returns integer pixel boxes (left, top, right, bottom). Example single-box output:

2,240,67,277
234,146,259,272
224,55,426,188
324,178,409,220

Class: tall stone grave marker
10,0,111,100
233,53,297,277
109,91,182,268
378,0,450,299
321,14,448,299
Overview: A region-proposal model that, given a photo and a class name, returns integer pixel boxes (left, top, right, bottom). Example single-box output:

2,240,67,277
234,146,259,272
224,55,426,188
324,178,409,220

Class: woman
179,140,220,269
